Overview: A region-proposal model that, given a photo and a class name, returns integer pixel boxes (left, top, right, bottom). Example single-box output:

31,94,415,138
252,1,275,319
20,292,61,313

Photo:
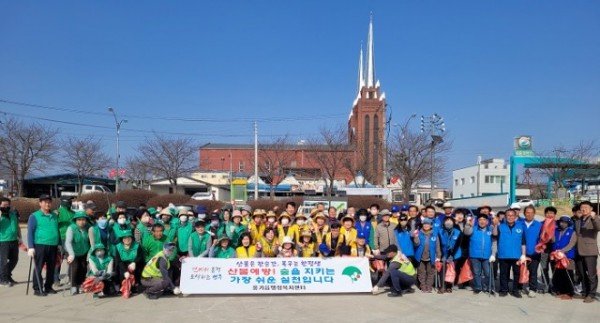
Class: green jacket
190,232,211,257
213,246,236,259
176,222,193,252
116,242,140,263
0,211,19,242
142,234,168,263
57,206,74,241
219,223,246,247
69,223,90,256
33,210,60,246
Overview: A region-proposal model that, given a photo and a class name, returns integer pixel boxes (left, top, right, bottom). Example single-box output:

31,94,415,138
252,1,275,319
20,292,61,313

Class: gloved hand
489,255,496,263
124,272,130,279
27,248,35,258
447,256,454,263
95,270,105,278
128,263,136,271
173,287,181,295
519,254,527,264
103,272,112,280
67,255,75,264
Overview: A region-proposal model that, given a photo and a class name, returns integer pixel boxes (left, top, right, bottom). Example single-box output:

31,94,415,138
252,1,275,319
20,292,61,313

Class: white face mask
117,218,126,225
359,215,367,222
179,215,188,222
296,220,305,226
267,217,276,223
281,218,289,226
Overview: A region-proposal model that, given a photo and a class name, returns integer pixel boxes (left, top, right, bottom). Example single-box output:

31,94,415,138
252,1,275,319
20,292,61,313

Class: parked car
516,199,535,208
61,184,112,197
191,191,213,201
425,198,446,208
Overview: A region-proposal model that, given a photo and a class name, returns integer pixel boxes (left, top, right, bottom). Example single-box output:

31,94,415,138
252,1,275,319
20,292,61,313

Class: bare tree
256,135,294,199
343,143,376,187
132,135,197,193
0,117,58,196
307,125,352,197
387,124,452,203
125,156,153,189
61,136,111,194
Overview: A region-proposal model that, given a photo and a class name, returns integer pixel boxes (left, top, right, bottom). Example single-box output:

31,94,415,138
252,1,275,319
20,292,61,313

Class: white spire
358,43,365,92
366,13,375,88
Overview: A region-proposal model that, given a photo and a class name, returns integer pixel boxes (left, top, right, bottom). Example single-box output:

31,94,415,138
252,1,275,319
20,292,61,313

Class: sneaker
0,281,9,287
70,287,78,296
387,290,402,297
45,288,58,294
512,291,522,299
473,290,482,295
403,288,415,294
583,296,594,303
33,290,47,297
372,286,386,295
499,292,508,297
145,293,159,300
528,290,537,298
8,278,17,285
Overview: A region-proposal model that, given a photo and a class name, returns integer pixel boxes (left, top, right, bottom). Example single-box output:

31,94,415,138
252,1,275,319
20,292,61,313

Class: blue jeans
471,258,490,292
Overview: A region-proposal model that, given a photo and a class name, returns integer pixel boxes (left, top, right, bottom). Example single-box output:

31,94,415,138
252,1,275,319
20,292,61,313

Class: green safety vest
33,210,59,246
136,222,151,239
116,242,139,262
57,206,74,241
142,251,169,279
214,246,235,259
177,222,193,252
163,224,177,242
190,232,211,257
112,223,132,239
69,223,90,256
88,255,112,276
0,211,19,242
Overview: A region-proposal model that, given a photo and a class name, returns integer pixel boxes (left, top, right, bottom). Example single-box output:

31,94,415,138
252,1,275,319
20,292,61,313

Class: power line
0,98,345,123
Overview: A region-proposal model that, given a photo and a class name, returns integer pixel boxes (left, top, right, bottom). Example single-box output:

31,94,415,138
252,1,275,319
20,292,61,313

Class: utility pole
108,107,127,193
421,113,445,201
254,121,259,200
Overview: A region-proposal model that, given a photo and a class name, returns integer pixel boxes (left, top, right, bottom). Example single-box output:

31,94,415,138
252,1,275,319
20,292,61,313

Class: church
199,16,387,189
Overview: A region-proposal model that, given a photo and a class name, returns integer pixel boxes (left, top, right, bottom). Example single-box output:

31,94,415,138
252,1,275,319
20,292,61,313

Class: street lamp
421,113,445,201
108,107,127,193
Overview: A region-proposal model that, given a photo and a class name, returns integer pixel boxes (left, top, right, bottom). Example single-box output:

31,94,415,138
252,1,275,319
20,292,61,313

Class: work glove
95,270,105,278
67,255,75,264
489,255,496,263
128,263,136,271
27,248,35,258
519,254,527,264
173,287,181,295
124,272,130,279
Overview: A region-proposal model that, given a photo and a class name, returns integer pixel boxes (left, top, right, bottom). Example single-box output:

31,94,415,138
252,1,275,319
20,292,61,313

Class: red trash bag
550,251,570,270
458,259,474,284
82,277,104,294
445,262,456,283
518,260,530,284
535,218,556,253
120,273,136,299
371,259,386,273
435,260,442,272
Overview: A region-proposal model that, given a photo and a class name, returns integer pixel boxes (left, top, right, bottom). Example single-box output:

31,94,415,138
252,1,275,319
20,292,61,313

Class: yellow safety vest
142,251,170,279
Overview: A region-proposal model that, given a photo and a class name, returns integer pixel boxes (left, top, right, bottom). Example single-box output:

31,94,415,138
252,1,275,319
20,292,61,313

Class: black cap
194,220,206,227
211,212,220,220
399,214,408,221
116,201,127,208
382,245,398,254
39,194,52,202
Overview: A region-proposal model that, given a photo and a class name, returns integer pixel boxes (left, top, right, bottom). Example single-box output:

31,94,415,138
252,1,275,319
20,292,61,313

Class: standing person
135,210,153,243
64,212,91,295
452,209,471,289
574,201,600,303
141,242,179,300
539,206,558,294
369,204,381,225
56,197,74,286
522,205,543,297
438,216,462,293
441,202,454,222
551,216,577,299
0,197,22,286
464,213,496,295
89,213,112,252
175,210,193,258
291,213,310,244
390,205,401,225
285,201,297,218
423,206,441,233
372,209,397,256
494,209,526,298
188,220,212,257
394,214,416,267
27,194,60,296
264,211,278,231
326,207,338,226
277,212,297,241
355,209,373,246
412,218,440,293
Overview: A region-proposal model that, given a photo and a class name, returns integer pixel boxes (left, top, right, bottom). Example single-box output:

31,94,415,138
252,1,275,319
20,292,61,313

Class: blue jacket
395,229,414,257
553,228,575,259
469,225,493,259
415,231,438,262
439,228,462,260
355,221,372,244
497,222,525,259
523,220,542,256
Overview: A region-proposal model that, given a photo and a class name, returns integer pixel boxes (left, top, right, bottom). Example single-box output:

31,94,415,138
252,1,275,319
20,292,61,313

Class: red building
199,16,386,185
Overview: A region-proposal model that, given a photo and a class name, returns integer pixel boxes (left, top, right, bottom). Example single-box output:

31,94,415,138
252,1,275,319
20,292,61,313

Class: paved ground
2,229,598,322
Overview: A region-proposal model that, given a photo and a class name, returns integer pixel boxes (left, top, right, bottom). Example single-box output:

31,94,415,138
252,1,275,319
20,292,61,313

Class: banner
180,257,372,294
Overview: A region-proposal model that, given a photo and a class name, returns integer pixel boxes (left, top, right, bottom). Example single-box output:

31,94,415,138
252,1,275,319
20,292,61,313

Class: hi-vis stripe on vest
142,251,170,278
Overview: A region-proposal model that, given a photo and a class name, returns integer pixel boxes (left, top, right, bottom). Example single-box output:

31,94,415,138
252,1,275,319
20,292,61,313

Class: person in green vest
88,212,113,257
142,223,168,263
220,210,247,248
27,194,60,296
210,235,236,258
111,212,133,246
85,243,115,298
371,245,417,297
188,220,212,257
65,211,91,295
141,242,179,300
0,197,22,287
176,210,193,257
134,210,153,243
158,209,178,243
55,197,74,286
114,231,143,292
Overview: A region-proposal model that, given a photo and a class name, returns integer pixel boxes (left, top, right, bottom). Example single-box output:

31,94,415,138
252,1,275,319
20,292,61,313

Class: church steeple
357,43,365,92
365,13,376,88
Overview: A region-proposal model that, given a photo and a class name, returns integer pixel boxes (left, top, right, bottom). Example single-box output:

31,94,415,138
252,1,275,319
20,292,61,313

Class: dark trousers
526,256,540,292
69,255,88,287
390,270,416,293
33,244,58,292
576,255,598,297
552,267,575,296
539,252,551,291
0,241,18,282
499,258,521,293
141,277,170,296
115,260,143,286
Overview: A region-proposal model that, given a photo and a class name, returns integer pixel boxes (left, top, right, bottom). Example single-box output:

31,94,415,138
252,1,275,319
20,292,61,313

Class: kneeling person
141,242,178,299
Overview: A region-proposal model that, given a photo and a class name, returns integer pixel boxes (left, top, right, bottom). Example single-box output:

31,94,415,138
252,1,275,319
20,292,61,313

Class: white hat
281,236,295,245
442,202,453,208
510,203,521,209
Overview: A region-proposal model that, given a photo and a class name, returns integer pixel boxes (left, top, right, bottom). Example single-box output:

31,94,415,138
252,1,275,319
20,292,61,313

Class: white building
452,157,510,199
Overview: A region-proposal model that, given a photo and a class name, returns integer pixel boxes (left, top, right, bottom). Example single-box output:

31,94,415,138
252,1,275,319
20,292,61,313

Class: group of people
0,194,598,302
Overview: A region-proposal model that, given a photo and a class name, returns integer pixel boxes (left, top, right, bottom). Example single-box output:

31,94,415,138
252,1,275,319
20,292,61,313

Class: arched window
364,115,370,167
373,114,379,174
